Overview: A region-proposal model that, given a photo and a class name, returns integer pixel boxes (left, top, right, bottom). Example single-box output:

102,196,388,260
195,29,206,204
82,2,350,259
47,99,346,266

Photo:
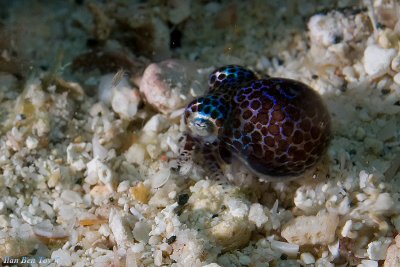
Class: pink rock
139,59,207,114
384,235,400,267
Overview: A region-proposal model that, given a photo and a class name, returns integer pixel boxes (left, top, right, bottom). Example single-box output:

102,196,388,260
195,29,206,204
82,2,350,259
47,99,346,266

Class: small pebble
51,249,72,266
270,239,299,257
308,13,342,46
210,220,252,250
60,190,83,204
360,260,378,267
98,73,141,120
281,212,339,245
371,193,394,214
391,55,400,72
109,209,133,248
300,252,316,264
131,242,145,253
143,114,168,133
111,87,141,120
151,167,171,189
25,136,39,150
117,180,130,193
125,144,146,165
367,238,393,260
363,44,397,76
238,255,252,265
248,203,268,227
130,182,150,204
378,29,398,49
154,249,163,266
132,221,151,243
393,72,400,86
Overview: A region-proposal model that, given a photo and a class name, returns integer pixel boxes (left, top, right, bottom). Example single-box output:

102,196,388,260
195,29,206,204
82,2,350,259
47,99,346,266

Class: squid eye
190,117,215,137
